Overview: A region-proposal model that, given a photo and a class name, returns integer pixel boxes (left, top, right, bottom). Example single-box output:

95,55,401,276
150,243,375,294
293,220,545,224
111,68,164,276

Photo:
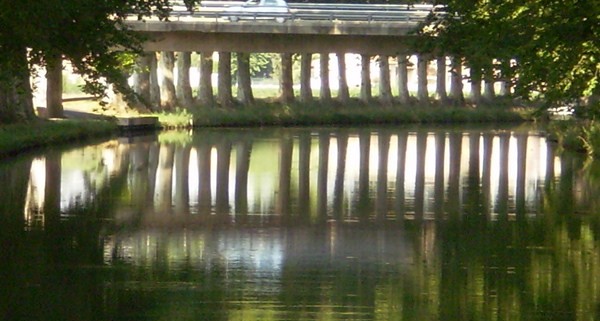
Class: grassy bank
0,119,118,158
157,102,531,128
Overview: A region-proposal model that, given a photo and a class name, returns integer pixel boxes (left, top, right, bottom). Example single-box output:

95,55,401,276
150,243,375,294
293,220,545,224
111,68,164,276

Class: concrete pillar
300,53,313,102
417,54,429,104
149,52,161,110
159,51,177,110
498,59,511,96
379,55,393,105
218,51,233,107
397,54,410,105
449,56,464,104
198,51,214,106
319,53,331,102
483,67,496,102
133,53,151,108
360,54,372,103
337,53,349,103
176,52,194,109
46,53,64,118
470,67,483,104
435,56,448,103
236,52,254,105
279,53,294,103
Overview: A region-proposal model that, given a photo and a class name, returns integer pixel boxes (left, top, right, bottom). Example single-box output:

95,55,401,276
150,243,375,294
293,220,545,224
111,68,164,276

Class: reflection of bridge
21,128,580,229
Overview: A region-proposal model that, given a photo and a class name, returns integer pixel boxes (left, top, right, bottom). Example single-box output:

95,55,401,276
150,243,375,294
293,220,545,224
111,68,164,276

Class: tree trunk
198,51,214,106
159,51,177,110
397,54,410,105
435,56,448,103
470,67,482,105
417,54,429,104
236,52,254,106
300,53,313,102
149,52,161,111
176,52,194,109
337,53,349,103
218,51,233,107
279,53,294,103
449,56,464,105
46,53,64,118
0,46,36,123
379,55,392,105
483,67,496,102
133,52,152,108
360,54,372,103
320,53,331,102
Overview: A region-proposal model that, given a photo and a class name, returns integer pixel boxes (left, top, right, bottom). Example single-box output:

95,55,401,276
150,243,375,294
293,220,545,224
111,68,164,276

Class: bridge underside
138,31,415,55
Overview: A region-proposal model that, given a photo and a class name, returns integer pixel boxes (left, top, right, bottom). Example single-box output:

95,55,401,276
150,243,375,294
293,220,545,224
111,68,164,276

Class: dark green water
2,126,600,321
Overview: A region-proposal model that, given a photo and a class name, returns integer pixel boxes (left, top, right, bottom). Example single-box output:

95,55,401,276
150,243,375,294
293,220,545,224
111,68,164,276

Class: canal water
2,125,600,321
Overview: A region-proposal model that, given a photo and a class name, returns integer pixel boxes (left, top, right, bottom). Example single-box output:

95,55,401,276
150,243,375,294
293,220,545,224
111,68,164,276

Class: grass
0,119,118,158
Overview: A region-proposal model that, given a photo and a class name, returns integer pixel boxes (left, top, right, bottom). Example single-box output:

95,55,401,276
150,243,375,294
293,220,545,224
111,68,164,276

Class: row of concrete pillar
131,51,511,110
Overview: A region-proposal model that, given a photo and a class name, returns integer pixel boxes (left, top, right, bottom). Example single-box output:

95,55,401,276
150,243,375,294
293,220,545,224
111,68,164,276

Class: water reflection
3,126,600,321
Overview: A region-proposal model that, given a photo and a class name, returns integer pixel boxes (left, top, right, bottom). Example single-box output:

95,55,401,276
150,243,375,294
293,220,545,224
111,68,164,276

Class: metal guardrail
168,1,437,22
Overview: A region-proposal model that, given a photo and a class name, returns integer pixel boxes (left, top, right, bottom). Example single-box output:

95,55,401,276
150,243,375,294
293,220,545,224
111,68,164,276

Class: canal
2,125,599,321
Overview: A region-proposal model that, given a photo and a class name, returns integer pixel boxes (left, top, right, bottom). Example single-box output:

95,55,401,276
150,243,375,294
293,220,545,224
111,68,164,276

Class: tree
0,0,184,124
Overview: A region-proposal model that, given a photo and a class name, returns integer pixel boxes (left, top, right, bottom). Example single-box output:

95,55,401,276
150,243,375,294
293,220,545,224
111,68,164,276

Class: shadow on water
2,125,600,321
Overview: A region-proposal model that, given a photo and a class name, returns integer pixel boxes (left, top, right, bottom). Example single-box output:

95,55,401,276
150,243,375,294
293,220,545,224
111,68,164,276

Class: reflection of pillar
197,142,212,214
44,152,62,222
360,54,372,103
417,54,429,104
333,133,348,220
235,140,252,217
434,132,446,220
357,131,371,221
447,133,462,217
379,55,392,105
160,51,177,110
545,138,555,187
298,132,312,220
320,53,331,102
174,145,191,216
176,52,194,109
414,132,427,221
216,140,232,215
218,51,233,107
395,132,408,221
279,53,294,103
495,133,510,217
397,54,410,105
515,134,527,217
147,142,159,207
376,132,390,221
130,143,150,211
317,132,330,220
278,136,293,217
236,52,254,106
198,51,214,106
465,132,481,215
481,134,493,219
337,53,349,103
155,144,175,214
300,53,313,102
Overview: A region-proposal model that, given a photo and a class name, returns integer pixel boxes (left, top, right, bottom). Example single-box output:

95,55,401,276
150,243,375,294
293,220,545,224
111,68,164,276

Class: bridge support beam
300,53,313,102
337,53,349,103
320,53,331,102
279,53,295,103
133,53,152,109
198,51,214,107
218,51,233,107
449,56,464,105
379,55,392,106
149,53,161,110
435,56,448,103
160,51,177,110
236,52,254,106
360,54,372,103
176,52,194,109
397,54,410,105
417,54,429,104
